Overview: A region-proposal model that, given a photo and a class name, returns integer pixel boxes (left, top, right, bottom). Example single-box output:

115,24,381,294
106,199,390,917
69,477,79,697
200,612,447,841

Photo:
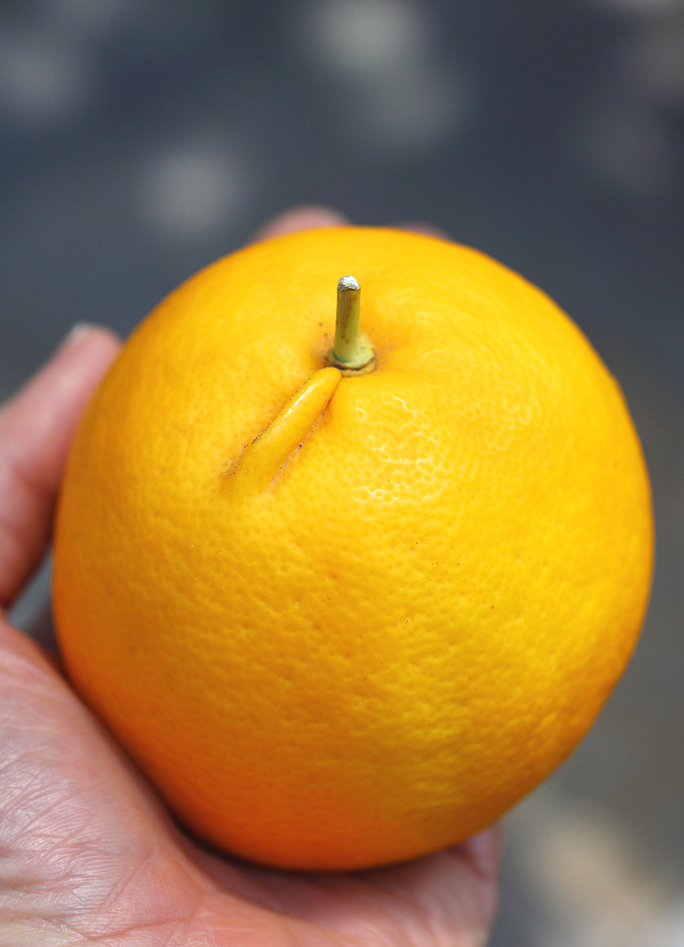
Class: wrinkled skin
0,208,499,946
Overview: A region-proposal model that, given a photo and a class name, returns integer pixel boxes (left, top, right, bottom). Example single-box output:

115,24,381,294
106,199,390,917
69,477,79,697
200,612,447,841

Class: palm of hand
0,210,499,947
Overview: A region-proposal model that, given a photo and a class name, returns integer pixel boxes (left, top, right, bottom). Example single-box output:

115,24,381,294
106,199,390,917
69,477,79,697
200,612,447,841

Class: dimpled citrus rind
53,227,653,871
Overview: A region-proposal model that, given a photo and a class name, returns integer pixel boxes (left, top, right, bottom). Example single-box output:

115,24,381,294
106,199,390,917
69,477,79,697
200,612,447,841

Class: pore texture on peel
53,227,653,871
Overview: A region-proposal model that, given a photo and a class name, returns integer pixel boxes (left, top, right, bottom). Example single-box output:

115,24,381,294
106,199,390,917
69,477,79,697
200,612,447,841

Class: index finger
0,325,121,608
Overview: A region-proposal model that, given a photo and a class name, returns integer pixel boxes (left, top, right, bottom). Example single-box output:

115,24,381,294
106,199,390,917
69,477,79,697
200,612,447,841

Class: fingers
0,603,500,947
0,617,334,946
251,205,349,242
251,206,451,247
394,221,452,241
186,826,500,947
0,325,121,607
0,617,209,943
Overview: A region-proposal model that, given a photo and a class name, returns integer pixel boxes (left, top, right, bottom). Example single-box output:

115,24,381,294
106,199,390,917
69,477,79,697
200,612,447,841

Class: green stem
328,276,376,374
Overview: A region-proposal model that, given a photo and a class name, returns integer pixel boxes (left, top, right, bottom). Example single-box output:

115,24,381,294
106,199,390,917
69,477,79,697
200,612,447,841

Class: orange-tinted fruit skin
53,228,653,871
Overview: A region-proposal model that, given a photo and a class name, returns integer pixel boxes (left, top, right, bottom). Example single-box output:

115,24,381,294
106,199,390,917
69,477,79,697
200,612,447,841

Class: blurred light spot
141,144,248,239
624,23,684,102
297,0,474,158
44,0,134,38
0,31,92,129
302,0,429,79
354,64,469,155
651,906,684,947
576,101,676,198
507,790,674,947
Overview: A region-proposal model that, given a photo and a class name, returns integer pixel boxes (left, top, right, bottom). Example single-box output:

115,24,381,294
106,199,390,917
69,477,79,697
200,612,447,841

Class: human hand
0,207,499,946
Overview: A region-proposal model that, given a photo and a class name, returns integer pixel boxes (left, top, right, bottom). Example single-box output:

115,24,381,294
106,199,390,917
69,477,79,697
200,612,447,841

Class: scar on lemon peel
232,274,376,499
231,366,341,500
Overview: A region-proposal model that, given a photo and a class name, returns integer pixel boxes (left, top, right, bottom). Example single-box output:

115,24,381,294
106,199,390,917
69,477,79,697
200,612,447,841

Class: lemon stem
328,276,376,375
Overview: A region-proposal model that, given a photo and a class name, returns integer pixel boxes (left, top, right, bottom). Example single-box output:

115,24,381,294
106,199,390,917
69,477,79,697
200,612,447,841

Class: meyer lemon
53,227,653,871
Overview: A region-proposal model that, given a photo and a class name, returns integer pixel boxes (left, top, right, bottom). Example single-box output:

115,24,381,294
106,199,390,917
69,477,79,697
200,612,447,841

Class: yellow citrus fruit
53,227,653,871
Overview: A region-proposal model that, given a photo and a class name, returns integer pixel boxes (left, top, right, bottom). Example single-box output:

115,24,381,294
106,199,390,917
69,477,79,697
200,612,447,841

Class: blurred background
1,0,683,943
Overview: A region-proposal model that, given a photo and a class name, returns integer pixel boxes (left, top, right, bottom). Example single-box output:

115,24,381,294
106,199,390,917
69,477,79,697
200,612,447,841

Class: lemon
53,227,653,871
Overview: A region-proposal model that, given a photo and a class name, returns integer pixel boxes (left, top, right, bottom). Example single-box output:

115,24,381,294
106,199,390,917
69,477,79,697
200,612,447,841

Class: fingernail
60,323,95,349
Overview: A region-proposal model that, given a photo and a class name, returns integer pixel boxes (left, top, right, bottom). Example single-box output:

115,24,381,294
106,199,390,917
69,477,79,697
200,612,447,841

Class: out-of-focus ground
1,2,683,944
